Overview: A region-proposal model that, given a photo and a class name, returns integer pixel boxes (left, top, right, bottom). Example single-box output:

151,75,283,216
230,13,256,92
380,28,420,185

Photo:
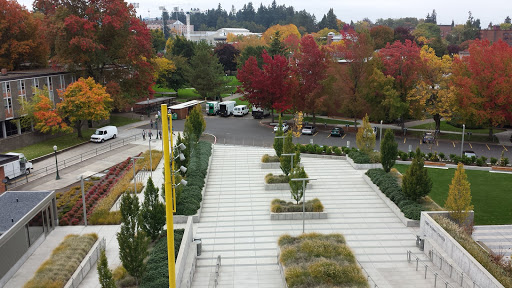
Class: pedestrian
142,129,146,141
158,131,162,140
148,130,152,140
150,119,153,129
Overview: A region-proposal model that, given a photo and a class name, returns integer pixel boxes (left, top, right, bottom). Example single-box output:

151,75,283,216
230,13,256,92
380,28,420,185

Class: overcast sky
17,0,511,27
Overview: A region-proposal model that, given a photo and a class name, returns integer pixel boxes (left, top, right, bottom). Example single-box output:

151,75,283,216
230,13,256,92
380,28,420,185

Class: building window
32,78,40,95
60,75,65,90
4,117,18,136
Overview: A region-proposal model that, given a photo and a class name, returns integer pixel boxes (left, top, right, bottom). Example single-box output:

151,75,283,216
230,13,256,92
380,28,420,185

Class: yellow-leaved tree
408,45,456,132
445,163,474,225
262,24,301,45
58,77,113,138
356,114,376,154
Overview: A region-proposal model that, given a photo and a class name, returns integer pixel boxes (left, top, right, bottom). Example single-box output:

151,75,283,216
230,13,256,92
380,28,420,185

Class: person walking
142,129,146,140
148,130,152,140
150,119,153,129
158,130,162,140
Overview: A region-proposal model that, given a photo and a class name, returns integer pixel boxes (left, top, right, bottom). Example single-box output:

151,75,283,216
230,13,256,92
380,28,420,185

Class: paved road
140,114,512,160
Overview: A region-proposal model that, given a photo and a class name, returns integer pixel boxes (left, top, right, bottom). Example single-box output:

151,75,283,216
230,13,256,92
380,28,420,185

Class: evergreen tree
273,116,284,157
356,114,376,154
186,42,229,100
289,166,308,204
141,177,166,241
162,11,170,39
280,131,295,175
268,31,286,57
117,193,148,285
318,8,338,30
97,249,116,288
402,148,433,201
380,129,398,172
445,163,473,225
184,104,206,143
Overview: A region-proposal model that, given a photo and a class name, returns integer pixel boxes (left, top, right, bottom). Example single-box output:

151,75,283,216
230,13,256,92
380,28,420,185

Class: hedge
261,154,280,163
365,168,423,220
175,141,212,216
140,229,185,288
265,173,290,184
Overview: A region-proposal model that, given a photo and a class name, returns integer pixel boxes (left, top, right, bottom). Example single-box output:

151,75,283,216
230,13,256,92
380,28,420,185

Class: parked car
463,150,477,158
422,132,435,143
330,127,344,137
274,123,289,133
301,125,317,135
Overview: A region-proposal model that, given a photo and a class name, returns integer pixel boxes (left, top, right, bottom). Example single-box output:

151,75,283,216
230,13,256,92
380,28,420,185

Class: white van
233,105,249,116
90,126,118,143
1,152,33,180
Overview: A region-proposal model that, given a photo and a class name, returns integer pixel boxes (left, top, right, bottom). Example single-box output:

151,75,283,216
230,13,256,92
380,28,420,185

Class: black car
330,127,344,137
423,132,435,143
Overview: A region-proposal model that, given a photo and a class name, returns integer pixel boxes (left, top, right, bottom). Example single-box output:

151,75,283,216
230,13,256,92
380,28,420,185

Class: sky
16,0,511,27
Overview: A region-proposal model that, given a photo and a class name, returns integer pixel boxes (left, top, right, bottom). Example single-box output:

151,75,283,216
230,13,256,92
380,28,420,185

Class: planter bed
261,162,281,169
491,166,512,172
271,212,327,220
347,156,383,170
265,183,313,191
424,161,446,167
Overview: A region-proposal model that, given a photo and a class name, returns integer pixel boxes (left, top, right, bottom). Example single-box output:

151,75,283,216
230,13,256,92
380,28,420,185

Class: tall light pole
53,145,60,180
290,178,316,233
131,156,144,193
460,124,465,157
148,138,153,178
282,153,295,172
379,120,383,148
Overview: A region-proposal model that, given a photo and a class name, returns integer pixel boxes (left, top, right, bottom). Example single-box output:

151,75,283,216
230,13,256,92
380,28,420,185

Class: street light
379,120,383,148
460,124,465,157
290,177,316,233
175,166,187,174
131,156,144,193
53,145,60,180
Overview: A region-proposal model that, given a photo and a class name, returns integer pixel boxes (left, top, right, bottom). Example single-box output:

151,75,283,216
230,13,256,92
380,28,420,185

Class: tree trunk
271,110,275,123
312,112,316,126
433,114,441,132
489,127,494,140
76,120,83,139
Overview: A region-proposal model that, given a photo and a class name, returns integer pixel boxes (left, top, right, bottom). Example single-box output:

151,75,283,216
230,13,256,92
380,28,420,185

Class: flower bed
278,233,367,288
271,198,324,213
24,233,98,288
265,173,289,184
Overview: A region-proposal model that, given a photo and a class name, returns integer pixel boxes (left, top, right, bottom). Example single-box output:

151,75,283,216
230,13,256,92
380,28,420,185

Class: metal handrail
209,255,222,288
428,248,483,288
355,259,379,288
7,135,138,189
407,250,457,288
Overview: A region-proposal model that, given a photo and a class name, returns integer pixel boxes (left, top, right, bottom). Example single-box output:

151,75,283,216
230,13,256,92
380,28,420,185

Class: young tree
268,31,286,57
183,105,206,143
356,114,376,154
97,249,116,288
150,29,166,53
117,193,148,285
380,129,398,172
289,166,308,204
402,148,432,201
445,163,473,225
451,39,512,138
186,42,229,100
153,57,176,88
58,77,113,138
273,116,284,157
280,131,295,175
141,177,166,241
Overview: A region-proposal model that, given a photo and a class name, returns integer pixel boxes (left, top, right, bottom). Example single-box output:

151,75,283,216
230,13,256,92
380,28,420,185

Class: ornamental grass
24,233,98,288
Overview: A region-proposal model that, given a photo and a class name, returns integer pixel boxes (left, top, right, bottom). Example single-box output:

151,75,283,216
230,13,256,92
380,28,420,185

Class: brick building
479,28,512,46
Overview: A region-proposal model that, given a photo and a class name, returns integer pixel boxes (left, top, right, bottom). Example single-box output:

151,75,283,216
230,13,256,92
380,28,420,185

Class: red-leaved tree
452,39,512,137
237,51,292,122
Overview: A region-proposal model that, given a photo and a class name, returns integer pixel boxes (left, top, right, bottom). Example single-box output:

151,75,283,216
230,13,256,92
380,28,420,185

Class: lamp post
148,138,153,178
460,124,465,157
53,145,60,180
379,120,383,148
290,178,316,233
147,97,150,117
282,153,295,172
131,156,144,193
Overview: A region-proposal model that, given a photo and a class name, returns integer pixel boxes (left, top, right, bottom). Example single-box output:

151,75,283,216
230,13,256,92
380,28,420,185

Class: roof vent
16,198,19,202
11,218,14,222
1,68,7,76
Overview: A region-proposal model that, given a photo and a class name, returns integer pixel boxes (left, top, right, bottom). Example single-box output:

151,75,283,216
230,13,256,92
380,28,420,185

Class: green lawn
109,115,140,127
410,120,505,134
234,98,249,106
13,129,95,160
394,164,512,225
280,115,354,125
407,130,498,143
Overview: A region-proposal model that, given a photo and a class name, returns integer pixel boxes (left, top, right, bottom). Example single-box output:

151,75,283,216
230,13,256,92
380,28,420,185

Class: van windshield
94,130,105,135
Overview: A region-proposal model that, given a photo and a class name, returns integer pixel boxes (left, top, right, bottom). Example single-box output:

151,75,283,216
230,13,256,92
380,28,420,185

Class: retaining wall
264,183,313,191
64,237,106,288
175,217,197,288
270,212,327,220
346,156,383,170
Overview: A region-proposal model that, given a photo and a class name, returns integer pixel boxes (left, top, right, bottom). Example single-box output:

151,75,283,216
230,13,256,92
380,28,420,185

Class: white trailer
1,152,33,180
219,101,236,117
206,101,219,115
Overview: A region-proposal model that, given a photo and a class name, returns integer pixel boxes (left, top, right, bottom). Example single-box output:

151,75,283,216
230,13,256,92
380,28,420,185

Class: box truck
233,105,249,116
252,106,270,119
219,101,236,117
1,152,33,180
90,126,118,143
206,101,219,116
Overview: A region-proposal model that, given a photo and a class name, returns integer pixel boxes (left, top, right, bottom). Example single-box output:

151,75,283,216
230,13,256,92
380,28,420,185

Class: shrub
315,146,324,154
449,154,457,161
476,158,484,166
380,129,398,172
402,204,422,219
298,144,307,153
261,154,280,163
25,234,98,288
439,152,445,161
333,147,342,155
490,157,498,165
402,148,432,202
348,150,371,164
265,173,289,184
325,146,332,154
307,144,316,154
270,198,323,213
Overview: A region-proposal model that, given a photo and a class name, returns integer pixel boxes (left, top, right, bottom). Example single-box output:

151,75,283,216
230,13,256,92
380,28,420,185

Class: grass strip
24,233,98,288
410,120,505,134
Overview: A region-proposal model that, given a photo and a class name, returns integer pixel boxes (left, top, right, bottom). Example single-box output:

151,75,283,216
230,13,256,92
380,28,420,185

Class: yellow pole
161,104,176,288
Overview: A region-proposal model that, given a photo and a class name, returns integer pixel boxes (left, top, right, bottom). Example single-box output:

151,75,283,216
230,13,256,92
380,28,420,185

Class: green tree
183,105,206,143
280,131,295,175
273,116,284,157
268,31,286,57
186,42,229,100
150,29,166,53
141,177,166,241
356,114,376,154
402,148,432,201
380,129,398,172
289,166,308,204
97,249,116,288
117,193,148,285
445,163,473,225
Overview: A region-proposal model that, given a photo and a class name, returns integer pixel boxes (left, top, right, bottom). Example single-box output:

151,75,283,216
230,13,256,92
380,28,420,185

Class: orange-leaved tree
58,77,113,138
29,88,72,134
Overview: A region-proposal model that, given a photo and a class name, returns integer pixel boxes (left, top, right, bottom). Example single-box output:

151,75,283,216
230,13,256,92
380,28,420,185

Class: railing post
425,265,428,279
450,264,452,277
440,257,443,270
461,273,464,286
434,273,437,287
416,258,419,271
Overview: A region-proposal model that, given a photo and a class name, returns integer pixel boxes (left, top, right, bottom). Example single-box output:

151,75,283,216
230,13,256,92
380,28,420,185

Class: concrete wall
176,217,197,288
419,212,503,288
0,131,64,153
270,212,327,220
64,237,106,288
346,156,383,170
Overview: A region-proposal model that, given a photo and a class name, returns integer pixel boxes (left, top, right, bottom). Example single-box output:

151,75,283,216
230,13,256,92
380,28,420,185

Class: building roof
0,68,68,82
0,191,53,234
169,100,204,110
134,97,176,106
0,154,18,166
